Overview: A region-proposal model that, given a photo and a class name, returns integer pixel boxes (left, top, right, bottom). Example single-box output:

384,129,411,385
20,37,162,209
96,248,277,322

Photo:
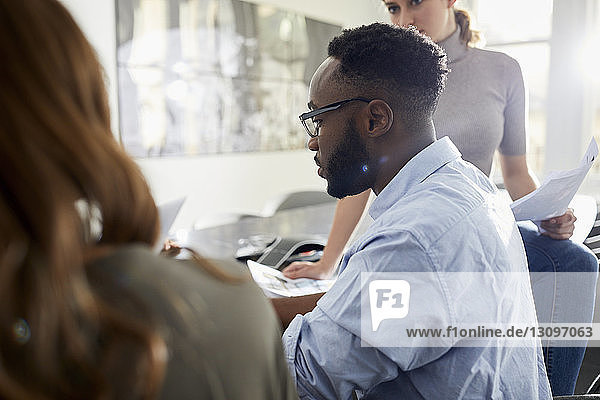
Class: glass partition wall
116,0,341,157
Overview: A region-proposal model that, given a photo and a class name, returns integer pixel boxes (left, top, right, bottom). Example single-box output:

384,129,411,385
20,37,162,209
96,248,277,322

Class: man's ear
364,100,393,138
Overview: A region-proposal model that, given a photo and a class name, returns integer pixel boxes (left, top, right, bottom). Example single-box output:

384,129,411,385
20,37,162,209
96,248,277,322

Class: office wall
61,0,387,231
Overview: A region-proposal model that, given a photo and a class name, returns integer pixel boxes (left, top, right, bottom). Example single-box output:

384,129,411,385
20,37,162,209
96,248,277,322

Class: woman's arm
281,190,371,279
499,154,537,201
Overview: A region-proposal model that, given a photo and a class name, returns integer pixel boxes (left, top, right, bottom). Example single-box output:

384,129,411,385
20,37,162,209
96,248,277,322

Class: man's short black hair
328,23,448,131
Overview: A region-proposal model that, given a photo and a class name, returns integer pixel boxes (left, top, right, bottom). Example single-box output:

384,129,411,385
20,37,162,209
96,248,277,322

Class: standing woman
283,0,598,395
0,0,297,399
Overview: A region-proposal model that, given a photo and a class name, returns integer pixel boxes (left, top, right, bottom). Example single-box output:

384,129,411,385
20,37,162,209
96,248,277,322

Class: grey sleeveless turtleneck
434,28,527,176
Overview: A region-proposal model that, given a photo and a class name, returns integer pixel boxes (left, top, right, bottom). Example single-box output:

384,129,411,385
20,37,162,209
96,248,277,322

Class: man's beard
322,120,374,199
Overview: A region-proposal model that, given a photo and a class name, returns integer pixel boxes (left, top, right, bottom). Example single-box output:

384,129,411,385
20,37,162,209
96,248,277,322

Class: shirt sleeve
282,231,455,399
498,55,527,156
283,305,399,400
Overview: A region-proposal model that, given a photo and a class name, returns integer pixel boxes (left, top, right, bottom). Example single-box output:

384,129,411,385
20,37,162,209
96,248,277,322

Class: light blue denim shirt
282,137,552,399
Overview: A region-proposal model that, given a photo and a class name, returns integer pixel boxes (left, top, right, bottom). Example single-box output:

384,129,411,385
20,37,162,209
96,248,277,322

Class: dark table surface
181,203,341,261
180,193,596,263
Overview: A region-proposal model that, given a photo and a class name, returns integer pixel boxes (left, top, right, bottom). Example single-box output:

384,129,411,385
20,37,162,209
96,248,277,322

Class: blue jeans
519,222,599,396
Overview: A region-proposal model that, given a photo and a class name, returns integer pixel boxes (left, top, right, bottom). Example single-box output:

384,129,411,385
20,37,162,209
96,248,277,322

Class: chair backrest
588,370,600,394
193,212,248,230
262,190,335,216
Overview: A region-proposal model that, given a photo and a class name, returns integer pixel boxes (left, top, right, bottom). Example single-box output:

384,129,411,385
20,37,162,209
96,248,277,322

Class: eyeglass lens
303,118,317,137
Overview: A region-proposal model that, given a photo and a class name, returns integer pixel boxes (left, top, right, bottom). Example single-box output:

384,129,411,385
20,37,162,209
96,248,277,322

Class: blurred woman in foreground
0,1,296,398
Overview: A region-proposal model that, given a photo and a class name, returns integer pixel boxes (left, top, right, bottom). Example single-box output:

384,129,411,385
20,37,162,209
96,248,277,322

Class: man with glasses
271,23,550,399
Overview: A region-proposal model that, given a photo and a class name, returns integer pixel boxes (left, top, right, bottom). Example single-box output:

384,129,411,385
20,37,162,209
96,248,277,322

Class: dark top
88,244,297,400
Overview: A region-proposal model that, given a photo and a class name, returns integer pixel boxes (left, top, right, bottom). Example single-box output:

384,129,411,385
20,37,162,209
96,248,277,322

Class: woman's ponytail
454,9,482,46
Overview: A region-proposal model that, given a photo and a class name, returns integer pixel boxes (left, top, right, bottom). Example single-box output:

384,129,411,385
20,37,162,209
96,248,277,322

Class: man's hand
271,293,325,330
282,260,335,280
540,209,576,240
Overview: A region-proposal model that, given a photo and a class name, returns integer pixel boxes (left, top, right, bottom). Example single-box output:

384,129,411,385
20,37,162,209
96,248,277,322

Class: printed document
247,260,335,298
511,138,597,221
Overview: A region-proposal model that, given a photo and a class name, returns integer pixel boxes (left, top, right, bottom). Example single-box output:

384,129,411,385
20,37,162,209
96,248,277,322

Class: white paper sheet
154,197,186,253
247,260,335,298
510,138,597,221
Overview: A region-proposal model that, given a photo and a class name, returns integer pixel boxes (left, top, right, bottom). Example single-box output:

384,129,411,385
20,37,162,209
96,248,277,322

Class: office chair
587,371,600,394
193,212,259,230
261,190,335,216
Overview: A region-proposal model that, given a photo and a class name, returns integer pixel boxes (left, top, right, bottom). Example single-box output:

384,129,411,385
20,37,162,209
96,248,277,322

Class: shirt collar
369,136,462,220
437,26,468,64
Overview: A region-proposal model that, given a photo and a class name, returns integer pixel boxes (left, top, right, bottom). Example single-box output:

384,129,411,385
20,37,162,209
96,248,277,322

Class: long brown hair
454,8,482,47
0,0,166,398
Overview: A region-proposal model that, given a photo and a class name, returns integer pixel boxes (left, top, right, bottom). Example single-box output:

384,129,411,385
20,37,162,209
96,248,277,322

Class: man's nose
308,137,319,151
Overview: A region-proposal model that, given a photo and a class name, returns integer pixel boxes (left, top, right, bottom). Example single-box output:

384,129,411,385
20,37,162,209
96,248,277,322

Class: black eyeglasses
298,97,371,137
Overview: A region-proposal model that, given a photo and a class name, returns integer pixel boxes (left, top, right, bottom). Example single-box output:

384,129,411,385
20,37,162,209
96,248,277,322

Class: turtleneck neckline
437,27,468,64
